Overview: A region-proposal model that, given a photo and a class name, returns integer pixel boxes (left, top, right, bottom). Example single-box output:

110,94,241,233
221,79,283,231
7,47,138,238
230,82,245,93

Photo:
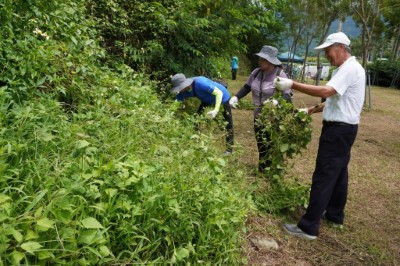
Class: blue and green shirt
231,56,239,70
176,76,230,104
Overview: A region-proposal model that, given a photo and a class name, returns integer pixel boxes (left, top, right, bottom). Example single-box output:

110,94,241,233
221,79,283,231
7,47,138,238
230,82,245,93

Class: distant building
302,63,330,80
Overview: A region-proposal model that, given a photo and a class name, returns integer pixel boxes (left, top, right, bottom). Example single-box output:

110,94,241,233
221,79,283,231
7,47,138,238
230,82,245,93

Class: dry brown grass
226,77,400,266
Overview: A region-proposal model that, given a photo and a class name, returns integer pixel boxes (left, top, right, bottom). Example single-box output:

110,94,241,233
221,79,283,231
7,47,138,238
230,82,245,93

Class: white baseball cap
314,32,351,52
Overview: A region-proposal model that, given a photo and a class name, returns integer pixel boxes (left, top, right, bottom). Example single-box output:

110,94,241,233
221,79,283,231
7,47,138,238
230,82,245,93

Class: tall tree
280,0,307,77
302,0,345,81
350,0,384,67
281,0,345,81
381,0,400,60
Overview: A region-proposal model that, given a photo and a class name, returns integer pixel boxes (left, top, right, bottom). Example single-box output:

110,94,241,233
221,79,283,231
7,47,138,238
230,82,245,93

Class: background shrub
367,60,400,89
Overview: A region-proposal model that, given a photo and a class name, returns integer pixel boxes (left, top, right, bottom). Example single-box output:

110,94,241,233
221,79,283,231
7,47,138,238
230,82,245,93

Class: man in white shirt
274,32,366,240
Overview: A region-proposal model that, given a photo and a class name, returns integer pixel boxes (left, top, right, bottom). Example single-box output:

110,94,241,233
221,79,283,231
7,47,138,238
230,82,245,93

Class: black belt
323,121,354,126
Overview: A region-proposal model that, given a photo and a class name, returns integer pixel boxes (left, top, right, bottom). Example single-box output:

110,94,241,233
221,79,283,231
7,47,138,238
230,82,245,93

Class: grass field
225,77,400,265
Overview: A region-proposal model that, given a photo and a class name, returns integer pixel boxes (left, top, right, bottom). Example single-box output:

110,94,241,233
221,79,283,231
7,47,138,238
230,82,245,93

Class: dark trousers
231,69,237,80
197,102,234,151
298,123,358,236
254,119,271,171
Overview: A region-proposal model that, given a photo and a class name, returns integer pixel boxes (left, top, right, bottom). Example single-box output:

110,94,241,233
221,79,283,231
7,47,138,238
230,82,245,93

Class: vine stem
54,223,65,251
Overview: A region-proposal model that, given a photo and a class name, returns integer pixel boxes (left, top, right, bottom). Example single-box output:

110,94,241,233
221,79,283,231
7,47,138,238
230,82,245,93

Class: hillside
330,17,361,38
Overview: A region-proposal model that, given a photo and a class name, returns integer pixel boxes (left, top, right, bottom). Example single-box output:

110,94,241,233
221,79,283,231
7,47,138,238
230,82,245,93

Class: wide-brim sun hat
314,32,351,52
255,45,282,65
171,73,193,93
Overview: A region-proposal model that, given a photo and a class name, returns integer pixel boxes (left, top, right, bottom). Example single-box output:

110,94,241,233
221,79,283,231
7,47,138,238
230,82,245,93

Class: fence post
365,69,372,110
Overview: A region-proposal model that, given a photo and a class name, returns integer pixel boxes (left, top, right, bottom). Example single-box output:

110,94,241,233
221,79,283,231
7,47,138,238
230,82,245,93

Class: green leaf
81,217,104,229
36,76,46,86
0,194,11,204
53,209,73,224
85,246,102,258
11,251,25,264
38,131,55,142
280,143,289,153
12,229,23,243
217,157,226,166
36,217,55,231
78,230,97,245
99,245,110,257
21,241,43,254
24,190,48,214
76,140,90,149
230,216,240,223
175,247,190,261
70,36,78,45
38,250,54,260
0,212,8,222
168,199,181,215
34,206,43,218
26,230,39,240
0,243,9,253
105,188,118,198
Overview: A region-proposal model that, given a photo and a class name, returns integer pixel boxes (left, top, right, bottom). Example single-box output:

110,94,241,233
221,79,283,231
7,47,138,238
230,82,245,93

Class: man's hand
263,99,279,106
229,96,238,109
274,77,293,91
207,110,218,119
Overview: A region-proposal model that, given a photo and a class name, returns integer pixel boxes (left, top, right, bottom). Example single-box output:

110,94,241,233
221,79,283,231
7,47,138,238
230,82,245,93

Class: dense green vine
254,92,313,213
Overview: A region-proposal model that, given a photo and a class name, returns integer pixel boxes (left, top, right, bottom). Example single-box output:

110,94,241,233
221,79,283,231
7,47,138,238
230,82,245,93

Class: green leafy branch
254,92,313,213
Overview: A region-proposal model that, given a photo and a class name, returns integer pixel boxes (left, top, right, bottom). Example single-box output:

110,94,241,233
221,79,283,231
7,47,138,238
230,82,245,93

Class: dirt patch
228,79,400,265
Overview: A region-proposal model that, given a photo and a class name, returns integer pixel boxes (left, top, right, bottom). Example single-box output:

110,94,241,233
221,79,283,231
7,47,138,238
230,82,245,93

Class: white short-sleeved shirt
324,56,366,124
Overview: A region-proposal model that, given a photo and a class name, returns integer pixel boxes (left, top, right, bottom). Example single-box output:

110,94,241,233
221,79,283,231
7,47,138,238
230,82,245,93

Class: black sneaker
284,223,317,240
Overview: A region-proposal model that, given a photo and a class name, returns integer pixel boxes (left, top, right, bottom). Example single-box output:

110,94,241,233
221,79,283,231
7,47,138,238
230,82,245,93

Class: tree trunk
393,27,400,60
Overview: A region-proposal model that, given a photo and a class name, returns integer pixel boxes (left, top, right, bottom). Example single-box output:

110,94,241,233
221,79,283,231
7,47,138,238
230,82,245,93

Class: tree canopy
87,0,284,81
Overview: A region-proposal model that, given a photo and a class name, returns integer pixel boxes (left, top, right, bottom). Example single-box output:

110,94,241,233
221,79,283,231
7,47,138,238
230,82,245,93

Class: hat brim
171,78,193,93
314,42,334,52
256,53,282,65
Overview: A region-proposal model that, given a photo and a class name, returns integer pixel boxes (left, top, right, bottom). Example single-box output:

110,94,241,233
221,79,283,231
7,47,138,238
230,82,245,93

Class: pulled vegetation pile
0,1,252,264
253,95,313,213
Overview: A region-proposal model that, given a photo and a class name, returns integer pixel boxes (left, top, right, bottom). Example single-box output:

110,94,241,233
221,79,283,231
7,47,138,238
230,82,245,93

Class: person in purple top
171,74,234,154
229,45,292,172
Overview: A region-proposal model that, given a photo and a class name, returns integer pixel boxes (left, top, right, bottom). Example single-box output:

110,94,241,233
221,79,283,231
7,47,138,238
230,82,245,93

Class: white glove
207,110,218,119
263,99,279,106
298,108,308,114
274,77,293,91
229,96,238,109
